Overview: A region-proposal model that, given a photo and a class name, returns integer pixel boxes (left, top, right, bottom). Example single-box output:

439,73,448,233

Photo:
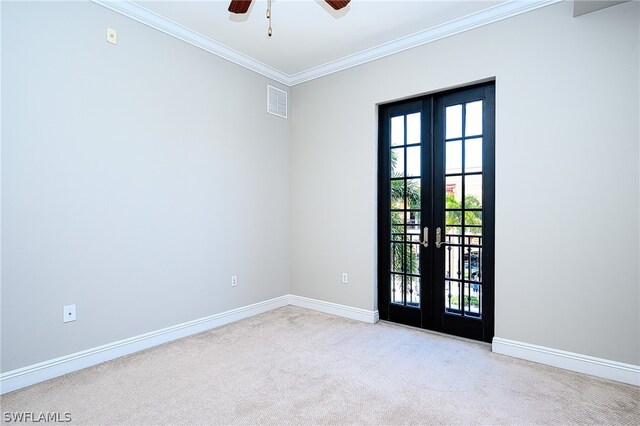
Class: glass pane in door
443,101,484,317
388,112,422,308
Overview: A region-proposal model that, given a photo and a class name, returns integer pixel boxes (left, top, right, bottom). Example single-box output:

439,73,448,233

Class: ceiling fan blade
228,0,252,14
325,0,351,10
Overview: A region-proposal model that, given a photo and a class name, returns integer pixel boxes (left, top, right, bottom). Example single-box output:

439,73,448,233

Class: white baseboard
0,294,379,394
17,299,631,394
492,337,640,386
0,295,290,394
288,294,379,324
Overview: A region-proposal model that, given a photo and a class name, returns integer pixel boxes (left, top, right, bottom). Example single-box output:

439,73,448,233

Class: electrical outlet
231,275,238,287
107,28,117,45
63,304,76,323
341,273,348,284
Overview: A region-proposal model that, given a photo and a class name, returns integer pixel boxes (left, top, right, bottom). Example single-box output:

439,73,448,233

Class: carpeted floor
1,306,638,425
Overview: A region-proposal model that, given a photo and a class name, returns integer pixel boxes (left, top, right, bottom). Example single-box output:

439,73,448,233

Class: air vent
267,85,287,118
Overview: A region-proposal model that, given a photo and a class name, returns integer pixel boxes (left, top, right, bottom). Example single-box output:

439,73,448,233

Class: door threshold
378,320,491,348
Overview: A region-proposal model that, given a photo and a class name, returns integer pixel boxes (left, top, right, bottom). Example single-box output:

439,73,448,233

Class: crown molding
93,0,561,87
288,0,561,85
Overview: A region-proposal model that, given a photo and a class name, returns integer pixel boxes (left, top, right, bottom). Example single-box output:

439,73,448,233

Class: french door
377,82,495,343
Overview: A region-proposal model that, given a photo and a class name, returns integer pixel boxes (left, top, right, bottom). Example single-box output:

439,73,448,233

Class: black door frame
377,81,495,343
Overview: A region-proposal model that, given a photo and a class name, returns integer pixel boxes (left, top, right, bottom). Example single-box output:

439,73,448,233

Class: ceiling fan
228,1,351,14
229,0,351,36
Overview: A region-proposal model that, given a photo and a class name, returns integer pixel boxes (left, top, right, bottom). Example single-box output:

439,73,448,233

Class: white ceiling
98,0,560,85
132,0,506,75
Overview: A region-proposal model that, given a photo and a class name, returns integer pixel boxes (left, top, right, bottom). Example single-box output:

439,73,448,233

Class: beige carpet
1,306,638,425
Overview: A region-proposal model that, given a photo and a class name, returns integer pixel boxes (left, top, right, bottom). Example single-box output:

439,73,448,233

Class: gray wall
2,0,639,374
1,1,290,372
290,1,639,365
